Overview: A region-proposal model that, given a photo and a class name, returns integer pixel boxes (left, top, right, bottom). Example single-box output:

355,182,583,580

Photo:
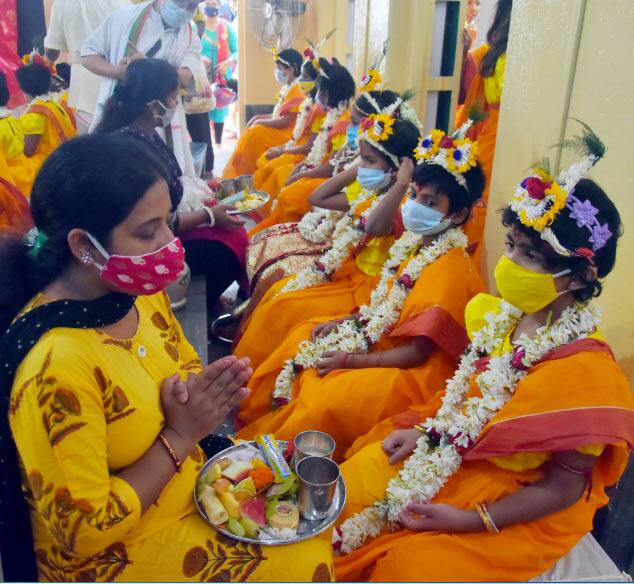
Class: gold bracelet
475,502,500,534
158,432,183,473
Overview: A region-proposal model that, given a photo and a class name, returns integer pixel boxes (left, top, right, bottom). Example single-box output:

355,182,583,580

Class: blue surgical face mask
357,166,392,191
274,68,289,85
160,0,193,29
346,124,359,150
401,198,453,235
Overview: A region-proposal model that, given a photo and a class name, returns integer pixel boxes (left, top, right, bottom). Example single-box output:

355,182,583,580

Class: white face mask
149,99,176,127
274,68,289,85
401,198,453,235
160,0,193,29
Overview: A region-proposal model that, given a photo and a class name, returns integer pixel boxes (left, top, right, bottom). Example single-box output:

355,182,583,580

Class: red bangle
158,432,183,472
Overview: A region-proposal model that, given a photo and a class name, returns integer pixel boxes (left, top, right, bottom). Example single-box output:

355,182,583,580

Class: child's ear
449,207,469,225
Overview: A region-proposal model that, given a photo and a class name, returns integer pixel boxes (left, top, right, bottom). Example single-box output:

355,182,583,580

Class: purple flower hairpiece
566,190,612,252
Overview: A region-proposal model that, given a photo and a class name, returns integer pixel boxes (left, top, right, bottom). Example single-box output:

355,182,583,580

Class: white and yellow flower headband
413,120,478,188
509,120,609,261
357,93,405,167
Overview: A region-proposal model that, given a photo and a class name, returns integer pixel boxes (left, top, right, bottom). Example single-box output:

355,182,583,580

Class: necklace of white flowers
287,96,315,146
297,208,344,244
272,227,468,406
271,78,300,119
278,185,381,297
333,298,601,554
302,101,349,169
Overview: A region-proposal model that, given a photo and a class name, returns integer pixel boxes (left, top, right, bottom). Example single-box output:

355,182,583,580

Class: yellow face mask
299,80,316,95
494,255,571,313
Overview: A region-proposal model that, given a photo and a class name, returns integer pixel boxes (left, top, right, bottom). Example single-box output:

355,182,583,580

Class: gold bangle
158,432,183,473
413,424,426,434
475,502,500,534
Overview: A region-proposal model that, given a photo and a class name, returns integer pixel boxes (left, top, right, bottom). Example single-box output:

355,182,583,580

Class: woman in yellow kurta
456,0,511,265
0,134,333,582
234,113,422,373
236,130,486,455
222,49,304,179
333,135,634,581
0,71,34,196
249,58,357,234
16,63,76,178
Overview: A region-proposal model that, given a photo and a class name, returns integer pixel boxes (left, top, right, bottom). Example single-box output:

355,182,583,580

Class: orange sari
222,84,304,179
456,44,505,266
249,113,350,235
0,150,32,233
334,299,634,582
234,193,400,373
236,248,485,457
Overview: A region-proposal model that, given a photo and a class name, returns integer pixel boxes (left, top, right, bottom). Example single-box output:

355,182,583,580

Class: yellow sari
0,113,35,196
19,98,77,177
9,292,334,582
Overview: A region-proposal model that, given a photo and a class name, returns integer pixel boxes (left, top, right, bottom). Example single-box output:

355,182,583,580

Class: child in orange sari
0,149,32,233
236,125,486,453
332,124,634,581
222,49,304,178
16,60,76,178
234,97,421,372
0,72,34,196
249,58,357,234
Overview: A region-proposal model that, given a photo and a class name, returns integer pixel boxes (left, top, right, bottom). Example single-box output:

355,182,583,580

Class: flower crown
413,120,478,188
359,41,387,94
21,50,56,76
509,120,610,261
272,47,290,68
303,29,336,79
358,93,405,167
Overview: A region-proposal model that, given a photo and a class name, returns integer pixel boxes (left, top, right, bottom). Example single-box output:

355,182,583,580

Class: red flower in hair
303,48,315,60
440,136,454,148
522,177,551,200
360,117,373,132
574,247,595,260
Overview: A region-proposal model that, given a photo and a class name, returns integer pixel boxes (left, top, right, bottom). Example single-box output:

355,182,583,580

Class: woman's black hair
0,71,9,107
481,0,512,76
95,58,179,134
276,48,303,77
501,178,622,301
413,162,485,220
15,63,52,97
0,134,169,332
316,58,356,107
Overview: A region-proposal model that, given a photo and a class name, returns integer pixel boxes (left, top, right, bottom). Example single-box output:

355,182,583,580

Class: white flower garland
297,208,344,244
271,79,299,119
334,299,602,554
277,187,379,296
0,106,10,119
288,97,315,145
272,228,468,405
302,102,348,169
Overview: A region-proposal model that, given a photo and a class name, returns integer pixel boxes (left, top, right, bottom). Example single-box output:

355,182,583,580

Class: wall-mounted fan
246,0,306,50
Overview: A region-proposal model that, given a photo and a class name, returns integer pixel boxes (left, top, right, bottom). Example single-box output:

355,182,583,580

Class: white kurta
44,0,131,120
81,0,205,176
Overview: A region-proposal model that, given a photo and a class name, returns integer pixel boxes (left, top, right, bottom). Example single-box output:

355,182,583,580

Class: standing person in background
44,0,131,134
202,0,237,147
456,0,512,266
81,0,206,177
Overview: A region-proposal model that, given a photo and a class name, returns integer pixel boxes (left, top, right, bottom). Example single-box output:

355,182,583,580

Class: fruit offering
196,439,300,541
232,192,267,213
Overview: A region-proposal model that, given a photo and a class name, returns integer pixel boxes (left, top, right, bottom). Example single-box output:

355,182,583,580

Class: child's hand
382,428,421,464
395,157,414,188
315,351,349,376
400,503,482,533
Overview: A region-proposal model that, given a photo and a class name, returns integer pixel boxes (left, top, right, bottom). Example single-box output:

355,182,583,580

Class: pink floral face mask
86,233,185,295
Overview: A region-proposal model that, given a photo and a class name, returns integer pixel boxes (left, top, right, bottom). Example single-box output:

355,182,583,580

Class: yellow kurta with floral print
9,292,333,582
